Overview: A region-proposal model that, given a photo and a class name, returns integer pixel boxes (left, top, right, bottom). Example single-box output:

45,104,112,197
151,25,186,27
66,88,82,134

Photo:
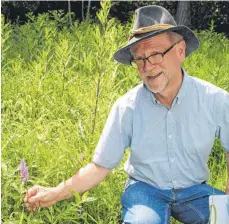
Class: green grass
1,2,229,223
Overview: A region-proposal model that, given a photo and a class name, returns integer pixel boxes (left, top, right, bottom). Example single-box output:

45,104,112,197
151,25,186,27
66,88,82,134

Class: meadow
2,2,229,223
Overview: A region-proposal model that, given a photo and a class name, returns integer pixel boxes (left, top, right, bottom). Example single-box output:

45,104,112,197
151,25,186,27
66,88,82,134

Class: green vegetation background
2,2,229,224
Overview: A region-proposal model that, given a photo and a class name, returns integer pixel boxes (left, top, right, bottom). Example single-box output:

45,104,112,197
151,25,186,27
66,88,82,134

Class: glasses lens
132,54,164,69
148,54,163,65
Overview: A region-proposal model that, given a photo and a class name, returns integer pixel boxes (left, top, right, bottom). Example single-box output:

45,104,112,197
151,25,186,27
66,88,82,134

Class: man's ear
179,40,186,62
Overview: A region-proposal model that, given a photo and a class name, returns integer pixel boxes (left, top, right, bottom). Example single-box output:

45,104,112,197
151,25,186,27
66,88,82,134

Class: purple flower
19,159,29,184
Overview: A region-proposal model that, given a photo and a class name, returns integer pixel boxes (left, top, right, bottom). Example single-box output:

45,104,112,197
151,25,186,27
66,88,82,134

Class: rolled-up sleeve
215,90,229,151
92,97,133,169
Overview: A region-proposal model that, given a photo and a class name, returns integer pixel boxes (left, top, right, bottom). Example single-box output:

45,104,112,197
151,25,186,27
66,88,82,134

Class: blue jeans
121,178,225,224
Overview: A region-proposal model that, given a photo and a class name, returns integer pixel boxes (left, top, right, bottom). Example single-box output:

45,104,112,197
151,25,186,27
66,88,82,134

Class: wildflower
19,159,29,184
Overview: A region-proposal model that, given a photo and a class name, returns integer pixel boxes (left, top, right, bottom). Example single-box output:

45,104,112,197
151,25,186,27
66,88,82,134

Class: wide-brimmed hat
113,5,199,65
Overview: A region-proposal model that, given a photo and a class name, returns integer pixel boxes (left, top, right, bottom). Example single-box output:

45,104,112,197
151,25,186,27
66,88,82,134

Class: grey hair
167,32,184,43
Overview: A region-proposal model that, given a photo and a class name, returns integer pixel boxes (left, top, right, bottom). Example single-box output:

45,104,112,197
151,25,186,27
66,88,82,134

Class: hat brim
113,26,199,65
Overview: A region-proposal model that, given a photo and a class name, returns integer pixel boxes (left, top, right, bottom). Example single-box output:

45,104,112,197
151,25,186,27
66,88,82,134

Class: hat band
129,24,174,40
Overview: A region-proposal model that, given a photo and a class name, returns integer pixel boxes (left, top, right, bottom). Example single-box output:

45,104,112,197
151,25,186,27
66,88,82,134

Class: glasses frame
131,39,183,69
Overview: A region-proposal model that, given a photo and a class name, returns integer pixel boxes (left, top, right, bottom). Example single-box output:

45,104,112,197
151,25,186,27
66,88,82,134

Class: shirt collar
175,69,190,104
143,68,191,106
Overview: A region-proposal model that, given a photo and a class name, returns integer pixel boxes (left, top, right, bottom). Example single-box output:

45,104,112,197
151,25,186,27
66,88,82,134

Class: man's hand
24,185,59,212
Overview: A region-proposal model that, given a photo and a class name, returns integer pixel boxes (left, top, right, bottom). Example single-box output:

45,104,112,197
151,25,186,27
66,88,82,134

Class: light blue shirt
92,70,229,189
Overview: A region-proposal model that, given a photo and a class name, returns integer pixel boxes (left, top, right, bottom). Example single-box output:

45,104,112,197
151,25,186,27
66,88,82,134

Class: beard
143,71,169,94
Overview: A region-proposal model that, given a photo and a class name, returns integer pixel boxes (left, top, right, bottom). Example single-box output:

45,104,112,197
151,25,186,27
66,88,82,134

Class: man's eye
136,57,144,60
150,52,160,56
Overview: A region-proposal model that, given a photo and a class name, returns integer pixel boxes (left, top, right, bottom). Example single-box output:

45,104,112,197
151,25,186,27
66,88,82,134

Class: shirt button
171,158,174,163
168,135,172,139
168,111,171,115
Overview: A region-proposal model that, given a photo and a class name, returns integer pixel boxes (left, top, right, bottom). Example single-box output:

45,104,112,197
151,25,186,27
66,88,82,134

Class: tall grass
2,2,229,223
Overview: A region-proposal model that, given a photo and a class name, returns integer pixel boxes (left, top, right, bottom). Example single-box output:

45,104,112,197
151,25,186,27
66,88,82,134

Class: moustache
143,71,163,77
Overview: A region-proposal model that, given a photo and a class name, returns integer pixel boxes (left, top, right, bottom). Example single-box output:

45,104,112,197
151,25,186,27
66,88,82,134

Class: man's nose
143,59,156,73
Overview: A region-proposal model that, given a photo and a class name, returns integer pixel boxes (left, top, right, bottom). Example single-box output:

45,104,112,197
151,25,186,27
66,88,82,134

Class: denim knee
122,205,162,224
121,181,170,224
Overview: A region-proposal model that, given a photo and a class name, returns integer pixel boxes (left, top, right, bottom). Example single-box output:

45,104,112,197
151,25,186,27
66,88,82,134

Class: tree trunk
82,0,84,21
68,0,73,28
175,1,191,26
86,0,91,19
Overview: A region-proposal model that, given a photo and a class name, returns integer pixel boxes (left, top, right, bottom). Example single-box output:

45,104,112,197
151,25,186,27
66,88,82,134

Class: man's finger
25,185,40,202
26,203,35,212
27,191,45,204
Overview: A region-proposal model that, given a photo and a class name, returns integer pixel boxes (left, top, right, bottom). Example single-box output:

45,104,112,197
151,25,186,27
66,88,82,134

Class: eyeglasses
131,39,183,69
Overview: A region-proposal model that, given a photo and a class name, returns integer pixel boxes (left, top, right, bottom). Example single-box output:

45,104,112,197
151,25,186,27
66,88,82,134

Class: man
24,5,229,224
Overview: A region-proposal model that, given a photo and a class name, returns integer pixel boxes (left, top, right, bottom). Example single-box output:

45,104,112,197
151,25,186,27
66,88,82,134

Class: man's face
130,33,186,94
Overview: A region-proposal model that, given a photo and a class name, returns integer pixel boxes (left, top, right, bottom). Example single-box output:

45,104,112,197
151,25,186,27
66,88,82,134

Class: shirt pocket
131,132,168,162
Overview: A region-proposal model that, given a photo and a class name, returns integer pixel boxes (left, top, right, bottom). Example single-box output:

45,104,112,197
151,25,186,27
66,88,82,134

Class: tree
68,0,73,28
87,0,91,19
82,0,84,20
175,1,191,26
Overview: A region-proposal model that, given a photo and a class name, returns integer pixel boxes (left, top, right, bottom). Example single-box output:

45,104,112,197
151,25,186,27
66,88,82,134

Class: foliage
1,1,229,37
1,2,229,223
